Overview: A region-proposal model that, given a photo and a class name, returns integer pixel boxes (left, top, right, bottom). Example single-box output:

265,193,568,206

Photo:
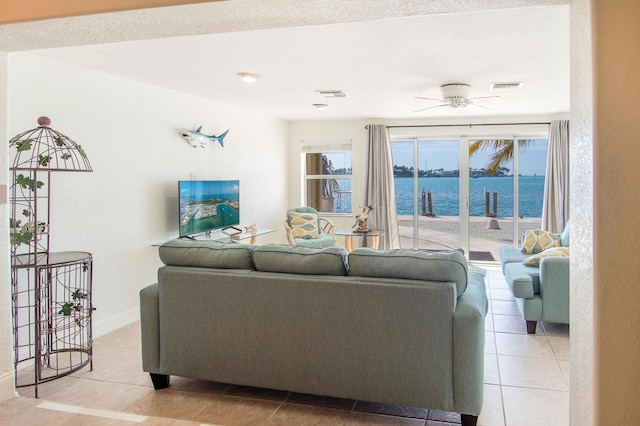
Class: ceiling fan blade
468,95,504,101
412,104,450,113
468,102,490,110
414,96,447,102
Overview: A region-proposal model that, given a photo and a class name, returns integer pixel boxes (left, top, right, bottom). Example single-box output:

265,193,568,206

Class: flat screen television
178,180,240,238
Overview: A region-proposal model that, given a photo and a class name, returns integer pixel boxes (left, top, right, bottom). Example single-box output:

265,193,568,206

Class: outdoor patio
398,215,542,261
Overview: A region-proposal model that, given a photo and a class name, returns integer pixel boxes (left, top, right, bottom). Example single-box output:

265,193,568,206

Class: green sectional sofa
140,239,487,426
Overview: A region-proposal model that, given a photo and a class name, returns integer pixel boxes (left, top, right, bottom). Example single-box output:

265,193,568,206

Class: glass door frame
391,124,549,261
461,135,521,255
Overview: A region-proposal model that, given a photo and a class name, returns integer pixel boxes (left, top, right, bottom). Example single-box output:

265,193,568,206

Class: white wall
0,51,16,401
6,52,289,338
569,0,594,424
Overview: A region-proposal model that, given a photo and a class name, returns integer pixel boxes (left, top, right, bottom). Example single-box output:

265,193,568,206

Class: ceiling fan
413,83,502,112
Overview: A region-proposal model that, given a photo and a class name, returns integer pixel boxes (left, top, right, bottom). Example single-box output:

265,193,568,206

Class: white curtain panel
363,125,400,249
542,120,570,233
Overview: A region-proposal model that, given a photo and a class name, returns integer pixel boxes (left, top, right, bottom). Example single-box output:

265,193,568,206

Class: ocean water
395,175,545,218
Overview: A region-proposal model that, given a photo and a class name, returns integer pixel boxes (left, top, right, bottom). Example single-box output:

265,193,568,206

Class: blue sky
391,139,548,176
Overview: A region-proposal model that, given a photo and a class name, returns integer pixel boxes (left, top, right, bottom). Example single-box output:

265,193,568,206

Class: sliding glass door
391,133,548,262
392,139,460,250
468,139,514,261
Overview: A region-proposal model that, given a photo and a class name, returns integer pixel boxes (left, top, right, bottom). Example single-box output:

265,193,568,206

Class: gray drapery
363,125,400,249
541,120,570,233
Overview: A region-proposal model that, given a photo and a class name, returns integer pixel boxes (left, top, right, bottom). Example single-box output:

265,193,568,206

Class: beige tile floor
0,266,569,426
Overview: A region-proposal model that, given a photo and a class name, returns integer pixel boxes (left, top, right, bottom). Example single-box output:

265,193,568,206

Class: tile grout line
265,392,291,422
544,327,571,389
487,269,508,426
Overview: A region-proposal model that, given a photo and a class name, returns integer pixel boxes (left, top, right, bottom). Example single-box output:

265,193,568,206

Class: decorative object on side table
353,205,373,233
9,116,94,397
244,223,258,234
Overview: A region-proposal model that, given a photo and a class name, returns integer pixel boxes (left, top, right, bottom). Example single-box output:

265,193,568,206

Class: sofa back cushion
348,248,468,295
158,238,255,270
253,244,349,275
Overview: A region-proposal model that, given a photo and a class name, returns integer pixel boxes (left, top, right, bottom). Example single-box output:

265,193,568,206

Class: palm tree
469,139,533,175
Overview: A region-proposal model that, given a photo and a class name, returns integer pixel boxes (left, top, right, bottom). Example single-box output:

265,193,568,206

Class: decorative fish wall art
180,126,229,148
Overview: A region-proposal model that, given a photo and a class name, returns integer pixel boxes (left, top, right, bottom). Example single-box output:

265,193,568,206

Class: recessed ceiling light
237,72,260,83
313,104,328,110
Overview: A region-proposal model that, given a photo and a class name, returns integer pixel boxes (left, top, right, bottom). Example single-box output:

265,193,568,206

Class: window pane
306,178,352,213
392,142,415,216
305,151,352,213
517,139,548,241
321,152,351,176
469,139,513,262
392,140,460,250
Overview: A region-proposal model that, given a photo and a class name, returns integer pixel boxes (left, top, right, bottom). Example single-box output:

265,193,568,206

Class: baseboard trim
92,307,140,339
0,371,17,402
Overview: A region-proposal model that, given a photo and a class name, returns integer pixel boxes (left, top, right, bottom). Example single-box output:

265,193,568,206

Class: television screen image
179,180,240,237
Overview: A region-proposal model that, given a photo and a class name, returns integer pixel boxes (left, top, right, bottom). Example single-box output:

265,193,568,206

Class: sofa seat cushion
253,244,349,275
499,246,530,271
348,248,468,295
159,238,255,270
504,262,540,299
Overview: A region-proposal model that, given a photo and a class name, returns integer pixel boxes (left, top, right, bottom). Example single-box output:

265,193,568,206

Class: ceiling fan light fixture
413,82,502,113
237,72,260,83
440,83,471,101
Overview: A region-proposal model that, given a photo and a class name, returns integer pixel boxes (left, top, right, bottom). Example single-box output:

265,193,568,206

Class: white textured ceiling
1,0,570,121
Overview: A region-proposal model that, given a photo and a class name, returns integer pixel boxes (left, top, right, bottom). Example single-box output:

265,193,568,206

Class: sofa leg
526,320,537,334
461,414,478,426
150,373,170,389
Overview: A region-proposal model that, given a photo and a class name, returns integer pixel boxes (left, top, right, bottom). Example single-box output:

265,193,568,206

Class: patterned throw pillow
523,246,570,267
289,212,320,239
521,229,561,254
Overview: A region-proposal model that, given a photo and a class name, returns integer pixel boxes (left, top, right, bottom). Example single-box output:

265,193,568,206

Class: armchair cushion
293,233,336,248
288,211,320,239
523,246,570,267
521,229,561,254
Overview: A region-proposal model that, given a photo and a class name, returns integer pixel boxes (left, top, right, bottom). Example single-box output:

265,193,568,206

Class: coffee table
335,229,386,252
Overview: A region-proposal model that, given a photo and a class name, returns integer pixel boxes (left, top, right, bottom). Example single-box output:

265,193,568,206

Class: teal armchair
284,206,336,248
